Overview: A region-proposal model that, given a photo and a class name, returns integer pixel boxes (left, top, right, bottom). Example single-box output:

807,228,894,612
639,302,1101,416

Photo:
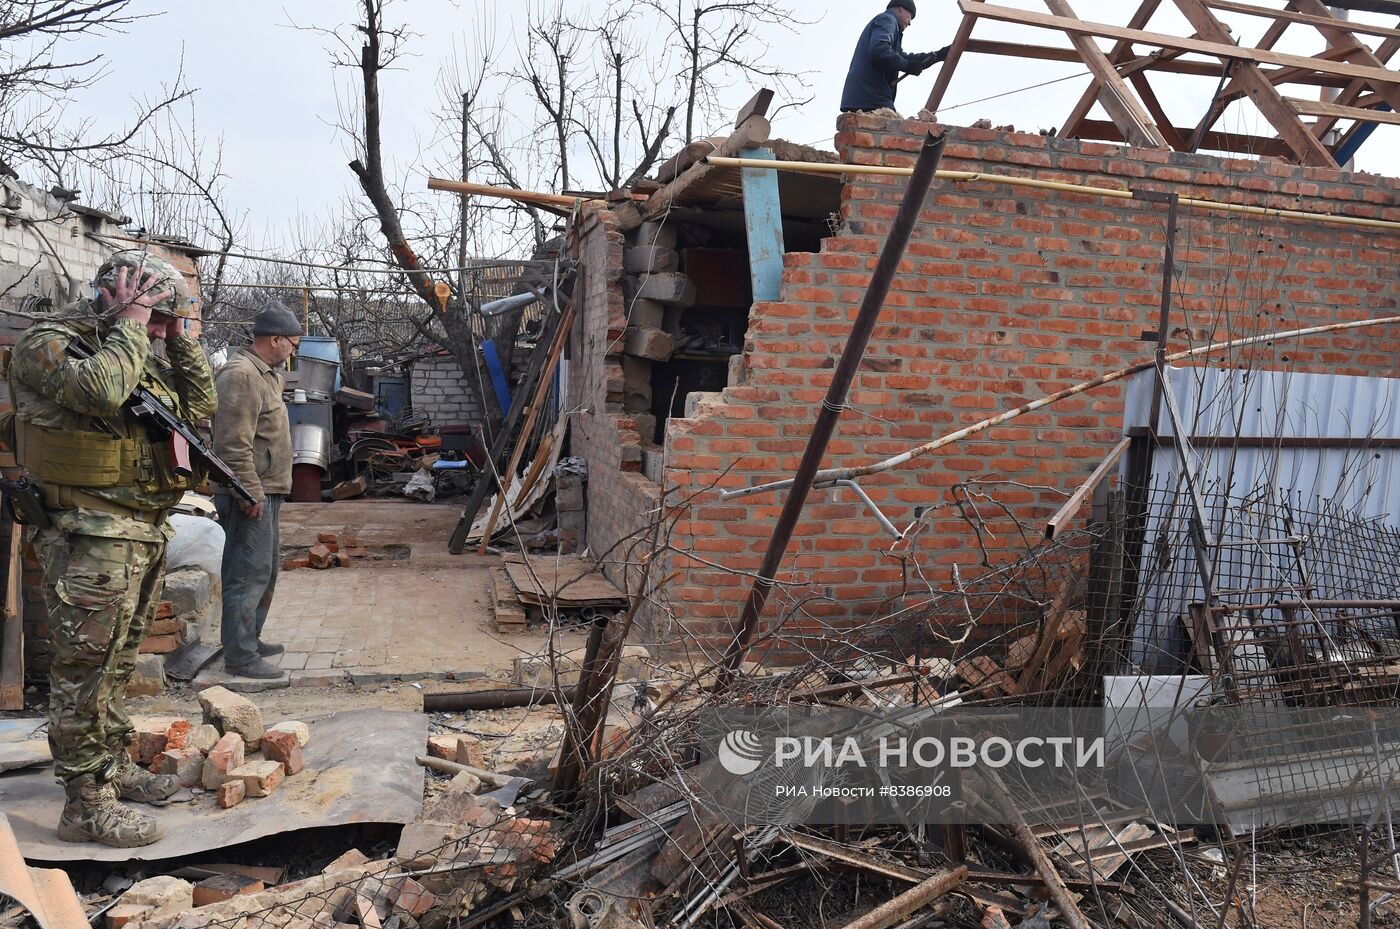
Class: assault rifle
65,338,258,507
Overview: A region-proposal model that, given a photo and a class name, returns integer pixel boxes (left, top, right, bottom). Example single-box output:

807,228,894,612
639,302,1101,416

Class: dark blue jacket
841,11,922,112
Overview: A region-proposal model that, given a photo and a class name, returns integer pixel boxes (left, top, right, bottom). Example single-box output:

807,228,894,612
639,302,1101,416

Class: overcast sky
60,0,1399,253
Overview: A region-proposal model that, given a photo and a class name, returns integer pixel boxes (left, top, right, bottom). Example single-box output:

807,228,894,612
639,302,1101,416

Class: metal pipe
701,155,1400,232
422,686,577,711
836,866,968,929
1044,436,1130,540
714,132,949,688
720,313,1400,502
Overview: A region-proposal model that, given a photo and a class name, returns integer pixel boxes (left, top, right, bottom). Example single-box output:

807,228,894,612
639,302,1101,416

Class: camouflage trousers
34,528,167,782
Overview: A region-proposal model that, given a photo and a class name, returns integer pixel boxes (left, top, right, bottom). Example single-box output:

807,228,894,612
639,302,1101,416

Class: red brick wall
652,114,1398,654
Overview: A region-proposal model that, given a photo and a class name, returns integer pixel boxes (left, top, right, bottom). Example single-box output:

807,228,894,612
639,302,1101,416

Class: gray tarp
0,709,425,863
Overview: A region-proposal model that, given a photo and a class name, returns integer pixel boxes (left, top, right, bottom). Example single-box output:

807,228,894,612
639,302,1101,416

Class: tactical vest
0,337,204,519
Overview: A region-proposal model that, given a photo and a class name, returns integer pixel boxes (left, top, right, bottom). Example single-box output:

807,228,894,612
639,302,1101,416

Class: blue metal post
739,147,786,302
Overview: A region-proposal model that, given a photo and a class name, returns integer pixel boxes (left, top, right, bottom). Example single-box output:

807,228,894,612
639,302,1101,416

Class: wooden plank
739,148,785,302
1042,0,1170,147
1061,0,1165,140
957,0,1400,85
475,303,574,553
504,554,626,608
963,38,1361,85
1171,0,1340,166
1291,1,1400,112
1205,0,1400,40
1287,96,1400,124
925,11,979,114
733,88,775,128
0,522,23,712
1129,70,1190,148
1052,822,1155,880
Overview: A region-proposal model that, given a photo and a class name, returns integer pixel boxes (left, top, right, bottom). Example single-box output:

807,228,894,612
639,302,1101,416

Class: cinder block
627,298,667,330
634,273,695,306
556,474,585,512
624,327,675,362
624,247,678,274
633,220,678,250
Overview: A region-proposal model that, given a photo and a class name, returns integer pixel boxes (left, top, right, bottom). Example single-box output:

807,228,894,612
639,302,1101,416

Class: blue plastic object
481,340,512,415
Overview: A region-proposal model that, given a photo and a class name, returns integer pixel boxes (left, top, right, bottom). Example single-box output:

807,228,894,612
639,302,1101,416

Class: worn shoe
111,753,180,804
256,640,285,657
225,657,285,680
57,774,164,848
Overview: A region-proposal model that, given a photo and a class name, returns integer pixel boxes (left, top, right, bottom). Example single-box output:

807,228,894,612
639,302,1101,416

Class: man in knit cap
212,303,300,680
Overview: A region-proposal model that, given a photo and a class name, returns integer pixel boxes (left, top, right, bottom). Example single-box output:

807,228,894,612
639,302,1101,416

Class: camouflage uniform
7,251,216,845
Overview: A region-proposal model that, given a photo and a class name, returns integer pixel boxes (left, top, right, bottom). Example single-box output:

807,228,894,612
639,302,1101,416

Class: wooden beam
961,38,1364,85
1291,1,1400,112
925,12,978,114
957,0,1400,85
734,88,774,128
1287,96,1400,124
1076,117,1296,156
1204,0,1400,40
1062,0,1164,139
0,521,24,712
1171,0,1340,165
1303,37,1400,137
1323,0,1400,14
1043,0,1170,146
738,148,786,302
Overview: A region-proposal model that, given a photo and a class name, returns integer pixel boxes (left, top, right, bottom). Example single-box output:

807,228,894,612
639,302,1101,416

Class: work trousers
216,494,282,668
36,528,166,782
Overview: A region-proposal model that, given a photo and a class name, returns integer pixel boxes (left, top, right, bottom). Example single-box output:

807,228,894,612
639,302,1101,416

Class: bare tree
640,0,812,143
0,1,191,186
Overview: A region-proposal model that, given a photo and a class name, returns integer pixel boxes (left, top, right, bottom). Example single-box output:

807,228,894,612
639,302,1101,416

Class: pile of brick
128,687,309,810
282,531,371,571
129,567,216,698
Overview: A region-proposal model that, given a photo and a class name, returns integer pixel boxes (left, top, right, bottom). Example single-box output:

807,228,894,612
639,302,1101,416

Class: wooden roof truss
929,0,1400,167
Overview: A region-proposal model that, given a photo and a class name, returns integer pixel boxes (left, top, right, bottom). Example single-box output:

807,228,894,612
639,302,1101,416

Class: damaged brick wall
566,208,664,619
572,115,1399,654
410,354,484,427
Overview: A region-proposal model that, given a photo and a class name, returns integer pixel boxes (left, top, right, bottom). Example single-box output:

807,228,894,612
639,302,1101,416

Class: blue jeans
216,494,282,668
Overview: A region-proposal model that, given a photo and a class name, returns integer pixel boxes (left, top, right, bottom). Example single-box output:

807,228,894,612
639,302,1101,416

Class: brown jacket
213,347,291,500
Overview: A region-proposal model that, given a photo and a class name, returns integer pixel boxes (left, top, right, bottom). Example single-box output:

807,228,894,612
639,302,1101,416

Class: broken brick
202,731,246,788
268,720,310,747
105,904,151,929
156,747,205,788
216,778,246,809
199,686,265,748
261,728,304,775
282,556,311,571
164,719,192,750
130,716,181,765
454,736,486,769
426,735,461,760
229,760,284,798
316,532,339,547
154,601,175,620
192,873,262,907
139,633,182,654
186,723,221,755
308,544,334,569
387,877,435,917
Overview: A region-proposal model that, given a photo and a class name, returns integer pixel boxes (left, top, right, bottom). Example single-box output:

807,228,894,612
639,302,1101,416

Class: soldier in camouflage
8,249,217,847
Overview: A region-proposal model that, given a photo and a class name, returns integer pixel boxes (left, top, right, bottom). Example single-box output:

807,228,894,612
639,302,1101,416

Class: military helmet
92,249,198,319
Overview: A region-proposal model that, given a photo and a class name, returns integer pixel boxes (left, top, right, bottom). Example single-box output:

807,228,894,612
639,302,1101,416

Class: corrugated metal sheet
1121,366,1400,668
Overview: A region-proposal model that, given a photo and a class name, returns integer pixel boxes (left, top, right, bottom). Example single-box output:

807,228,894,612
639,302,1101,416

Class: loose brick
267,720,311,747
202,732,246,788
261,728,304,775
199,686,265,748
216,779,246,809
156,747,205,787
164,719,192,750
229,760,285,798
130,716,181,765
308,544,334,569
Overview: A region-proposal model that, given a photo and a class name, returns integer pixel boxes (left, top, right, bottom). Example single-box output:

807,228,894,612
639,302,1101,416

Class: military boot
111,752,180,804
56,774,164,848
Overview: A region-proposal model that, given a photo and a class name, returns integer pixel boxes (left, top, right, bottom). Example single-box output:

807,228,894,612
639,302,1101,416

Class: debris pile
282,532,376,572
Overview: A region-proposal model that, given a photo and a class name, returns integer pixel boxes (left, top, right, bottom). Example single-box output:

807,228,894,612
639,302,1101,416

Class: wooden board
0,524,24,712
491,567,527,630
504,555,627,608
